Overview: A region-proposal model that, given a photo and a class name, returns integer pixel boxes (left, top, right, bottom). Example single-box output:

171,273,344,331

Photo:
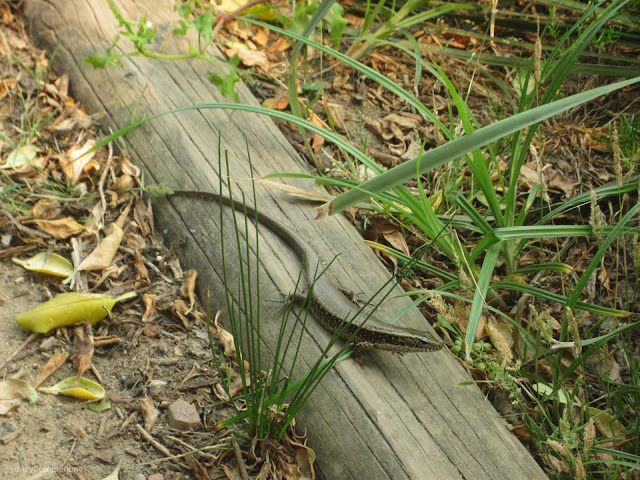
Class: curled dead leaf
181,270,197,308
60,139,98,185
33,217,84,239
78,223,124,271
139,397,159,431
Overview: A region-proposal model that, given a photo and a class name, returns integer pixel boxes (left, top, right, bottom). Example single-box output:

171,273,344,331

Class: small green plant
84,0,242,100
85,0,349,102
195,141,414,451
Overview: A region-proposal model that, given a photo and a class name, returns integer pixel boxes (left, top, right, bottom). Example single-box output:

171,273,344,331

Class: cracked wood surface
23,1,547,478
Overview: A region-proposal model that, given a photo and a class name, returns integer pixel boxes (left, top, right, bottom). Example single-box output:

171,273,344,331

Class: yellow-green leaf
16,291,137,334
532,382,573,405
589,407,625,438
38,376,105,400
1,144,37,170
88,399,112,412
12,252,74,278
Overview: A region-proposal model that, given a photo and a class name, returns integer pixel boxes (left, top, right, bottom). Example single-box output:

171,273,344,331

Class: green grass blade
464,242,501,355
492,280,631,317
330,76,640,214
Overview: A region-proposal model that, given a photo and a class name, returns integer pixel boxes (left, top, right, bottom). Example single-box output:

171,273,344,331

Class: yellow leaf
16,291,137,333
38,376,105,400
12,252,74,277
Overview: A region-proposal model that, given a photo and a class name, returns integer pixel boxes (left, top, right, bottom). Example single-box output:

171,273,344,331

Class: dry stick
232,439,250,480
137,445,223,466
135,424,188,469
166,435,219,461
3,210,50,238
0,332,37,371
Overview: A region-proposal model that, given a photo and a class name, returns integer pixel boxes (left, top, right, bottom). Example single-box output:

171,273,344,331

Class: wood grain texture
23,1,547,478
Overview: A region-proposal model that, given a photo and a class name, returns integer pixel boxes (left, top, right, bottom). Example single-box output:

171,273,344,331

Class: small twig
96,142,113,230
59,438,77,473
0,332,38,372
135,424,188,469
166,435,219,461
232,439,250,480
2,210,51,238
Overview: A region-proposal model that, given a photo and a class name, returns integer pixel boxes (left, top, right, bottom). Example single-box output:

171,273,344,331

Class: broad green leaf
16,291,137,334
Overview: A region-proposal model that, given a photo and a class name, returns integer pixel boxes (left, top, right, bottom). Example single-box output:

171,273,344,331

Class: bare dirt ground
0,5,246,479
0,259,227,480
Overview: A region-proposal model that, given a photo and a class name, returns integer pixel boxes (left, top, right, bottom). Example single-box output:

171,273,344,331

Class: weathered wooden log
23,1,546,478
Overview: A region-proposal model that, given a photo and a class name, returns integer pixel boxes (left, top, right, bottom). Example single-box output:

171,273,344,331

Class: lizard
170,190,443,353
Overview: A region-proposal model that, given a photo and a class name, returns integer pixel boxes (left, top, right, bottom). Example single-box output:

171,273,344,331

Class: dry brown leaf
381,230,409,257
289,437,316,480
110,174,136,191
547,168,579,198
260,179,333,203
34,352,70,388
262,97,290,110
60,139,98,185
85,198,106,236
133,251,150,283
125,232,145,249
143,324,161,338
220,364,248,398
78,223,123,271
71,322,94,385
212,315,250,372
181,269,197,308
307,112,327,151
138,397,159,432
93,335,123,347
31,198,62,220
94,449,114,464
185,454,209,480
133,198,153,237
238,49,269,68
141,293,157,323
33,217,84,239
0,379,38,415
